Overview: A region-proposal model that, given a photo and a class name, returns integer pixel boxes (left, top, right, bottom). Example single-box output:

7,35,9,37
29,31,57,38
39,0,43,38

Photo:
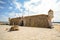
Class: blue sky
0,0,60,22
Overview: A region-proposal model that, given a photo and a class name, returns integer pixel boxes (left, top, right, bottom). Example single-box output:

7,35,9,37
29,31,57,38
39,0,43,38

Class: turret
48,9,54,28
48,9,54,19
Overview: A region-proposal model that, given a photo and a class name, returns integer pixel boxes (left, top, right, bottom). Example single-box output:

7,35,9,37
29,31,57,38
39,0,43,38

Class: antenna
28,8,29,16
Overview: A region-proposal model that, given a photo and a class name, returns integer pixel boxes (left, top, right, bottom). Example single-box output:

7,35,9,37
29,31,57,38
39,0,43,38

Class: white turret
48,9,54,19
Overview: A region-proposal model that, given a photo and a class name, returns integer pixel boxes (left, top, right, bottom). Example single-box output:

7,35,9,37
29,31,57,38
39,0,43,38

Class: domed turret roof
48,9,53,12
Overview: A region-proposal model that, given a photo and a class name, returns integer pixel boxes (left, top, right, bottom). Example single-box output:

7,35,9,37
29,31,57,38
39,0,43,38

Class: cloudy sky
0,0,60,22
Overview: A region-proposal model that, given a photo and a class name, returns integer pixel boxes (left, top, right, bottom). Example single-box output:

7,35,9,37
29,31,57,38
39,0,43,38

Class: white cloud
12,0,25,14
56,2,60,11
0,6,4,9
1,0,59,22
8,11,24,18
8,12,19,18
24,0,57,14
0,1,6,4
53,11,60,22
24,0,60,22
13,0,22,10
9,7,13,9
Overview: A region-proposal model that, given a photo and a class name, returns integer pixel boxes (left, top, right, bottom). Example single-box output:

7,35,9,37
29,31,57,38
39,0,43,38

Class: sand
0,24,60,40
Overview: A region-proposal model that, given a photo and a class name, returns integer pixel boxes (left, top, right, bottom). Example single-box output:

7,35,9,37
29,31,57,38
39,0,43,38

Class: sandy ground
0,24,60,40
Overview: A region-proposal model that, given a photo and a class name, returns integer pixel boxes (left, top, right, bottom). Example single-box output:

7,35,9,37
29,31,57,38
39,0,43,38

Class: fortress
9,9,54,28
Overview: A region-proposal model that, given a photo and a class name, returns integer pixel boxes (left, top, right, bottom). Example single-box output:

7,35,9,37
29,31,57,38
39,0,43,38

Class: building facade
9,9,54,28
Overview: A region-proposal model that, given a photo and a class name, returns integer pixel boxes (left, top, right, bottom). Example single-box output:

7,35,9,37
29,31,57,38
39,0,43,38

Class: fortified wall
9,9,54,28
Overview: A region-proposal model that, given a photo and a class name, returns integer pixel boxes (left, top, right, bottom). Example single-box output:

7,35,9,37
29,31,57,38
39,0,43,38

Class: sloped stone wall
24,15,50,28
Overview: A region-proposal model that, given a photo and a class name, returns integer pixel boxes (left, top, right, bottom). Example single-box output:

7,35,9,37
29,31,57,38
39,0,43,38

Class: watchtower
48,9,54,19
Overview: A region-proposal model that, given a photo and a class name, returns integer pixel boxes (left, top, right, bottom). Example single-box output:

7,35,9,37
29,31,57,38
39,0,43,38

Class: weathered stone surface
9,9,54,28
24,15,50,28
9,25,19,31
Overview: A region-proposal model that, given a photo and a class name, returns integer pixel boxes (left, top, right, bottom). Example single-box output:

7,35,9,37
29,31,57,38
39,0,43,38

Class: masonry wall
9,15,51,28
23,15,50,28
9,17,21,25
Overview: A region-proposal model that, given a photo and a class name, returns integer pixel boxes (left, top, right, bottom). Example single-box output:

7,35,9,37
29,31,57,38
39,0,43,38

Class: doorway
19,20,24,26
